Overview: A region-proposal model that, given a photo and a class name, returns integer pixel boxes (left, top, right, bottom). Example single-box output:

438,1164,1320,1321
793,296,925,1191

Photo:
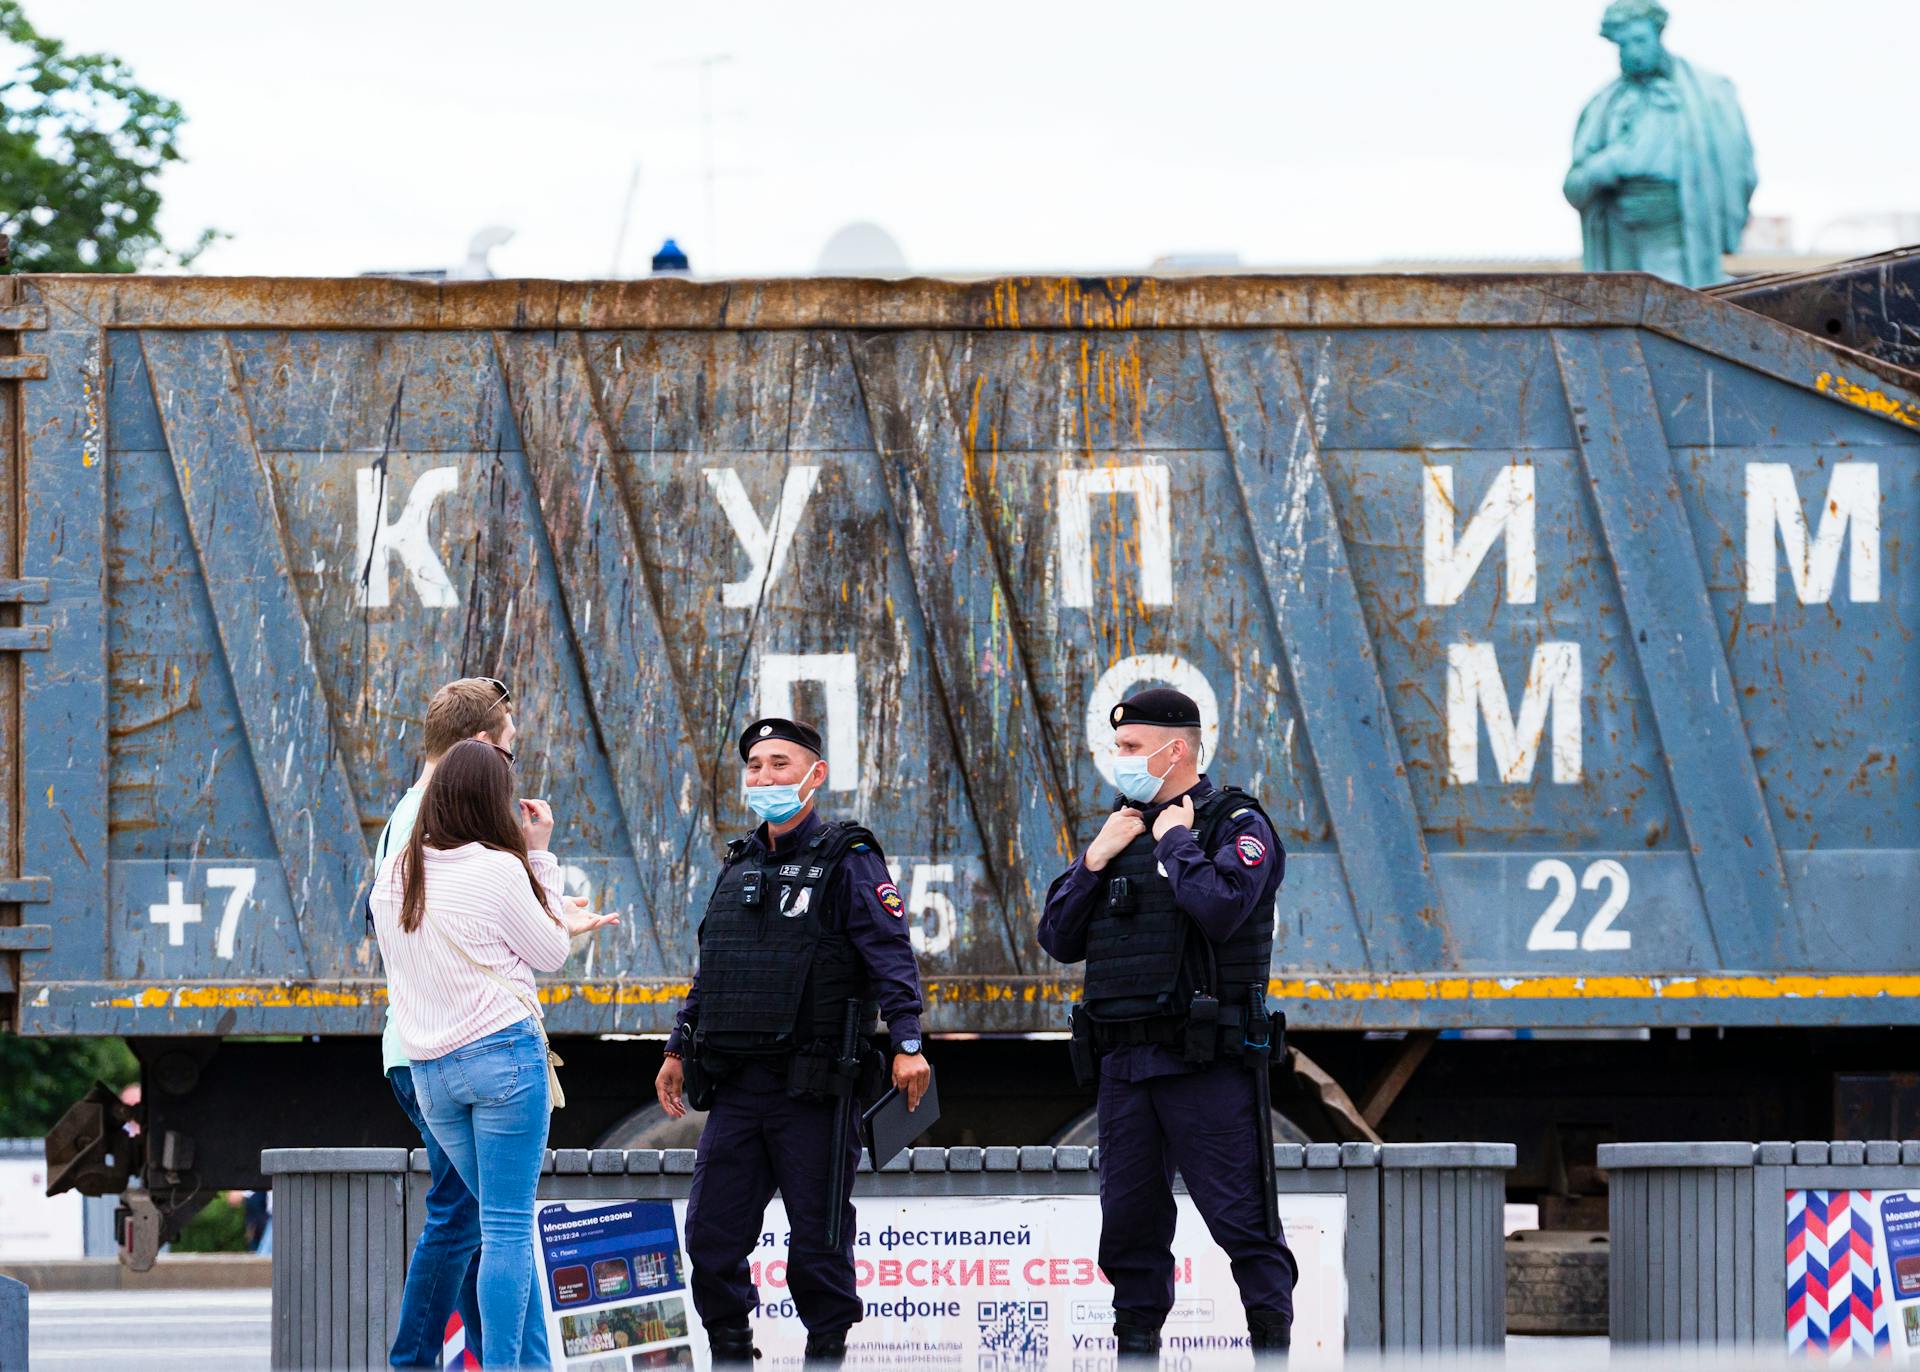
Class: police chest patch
778,864,803,878
1235,835,1267,867
876,881,905,916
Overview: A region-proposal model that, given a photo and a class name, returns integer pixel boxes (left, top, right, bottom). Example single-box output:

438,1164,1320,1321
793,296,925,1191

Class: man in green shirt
378,677,518,1369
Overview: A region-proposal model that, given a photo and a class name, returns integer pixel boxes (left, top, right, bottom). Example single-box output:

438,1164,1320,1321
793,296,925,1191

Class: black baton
824,998,863,1249
1248,990,1280,1240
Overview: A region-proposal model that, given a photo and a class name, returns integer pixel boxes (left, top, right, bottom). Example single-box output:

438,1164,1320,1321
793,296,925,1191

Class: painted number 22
1525,859,1630,952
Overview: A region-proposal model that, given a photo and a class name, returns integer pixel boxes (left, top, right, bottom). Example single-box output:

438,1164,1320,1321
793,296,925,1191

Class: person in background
220,1189,271,1254
372,738,618,1370
375,677,518,1369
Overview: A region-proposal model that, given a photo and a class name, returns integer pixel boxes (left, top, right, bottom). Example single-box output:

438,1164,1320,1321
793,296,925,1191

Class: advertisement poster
536,1199,697,1370
1786,1188,1920,1361
538,1192,1346,1371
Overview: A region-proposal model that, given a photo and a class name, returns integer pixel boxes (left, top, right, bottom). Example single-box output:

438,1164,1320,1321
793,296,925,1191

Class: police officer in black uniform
655,718,931,1368
1039,687,1297,1359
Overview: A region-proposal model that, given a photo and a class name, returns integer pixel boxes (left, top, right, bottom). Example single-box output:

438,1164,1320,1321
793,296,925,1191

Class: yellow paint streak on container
102,973,1920,1018
1268,973,1920,1001
106,981,693,1011
1816,371,1920,429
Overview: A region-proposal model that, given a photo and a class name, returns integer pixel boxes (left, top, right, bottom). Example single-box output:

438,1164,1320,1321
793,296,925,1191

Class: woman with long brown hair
372,738,617,1369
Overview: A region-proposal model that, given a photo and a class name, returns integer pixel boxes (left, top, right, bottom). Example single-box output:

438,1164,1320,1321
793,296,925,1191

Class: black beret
738,717,823,762
1110,687,1202,730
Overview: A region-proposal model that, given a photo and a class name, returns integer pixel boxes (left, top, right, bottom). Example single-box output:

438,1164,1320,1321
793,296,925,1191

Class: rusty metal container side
0,274,48,1029
10,273,1917,1039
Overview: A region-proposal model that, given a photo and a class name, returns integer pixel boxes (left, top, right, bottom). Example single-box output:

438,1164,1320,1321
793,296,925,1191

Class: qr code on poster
976,1300,1048,1365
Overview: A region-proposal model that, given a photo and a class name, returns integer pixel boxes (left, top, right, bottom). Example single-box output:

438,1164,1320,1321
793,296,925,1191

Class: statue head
1600,0,1670,79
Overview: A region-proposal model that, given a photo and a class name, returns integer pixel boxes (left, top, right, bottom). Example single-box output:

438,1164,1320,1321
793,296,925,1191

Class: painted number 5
884,861,958,958
1525,859,1631,952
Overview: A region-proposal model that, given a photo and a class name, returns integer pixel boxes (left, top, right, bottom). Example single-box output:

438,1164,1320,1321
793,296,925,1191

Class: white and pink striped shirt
370,842,571,1061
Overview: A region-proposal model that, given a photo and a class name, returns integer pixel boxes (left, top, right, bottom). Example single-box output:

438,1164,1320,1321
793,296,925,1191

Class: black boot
1114,1309,1162,1357
802,1327,849,1367
1247,1307,1291,1360
707,1318,760,1366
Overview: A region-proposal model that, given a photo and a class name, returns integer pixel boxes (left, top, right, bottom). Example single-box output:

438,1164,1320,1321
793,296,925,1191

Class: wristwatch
896,1038,922,1056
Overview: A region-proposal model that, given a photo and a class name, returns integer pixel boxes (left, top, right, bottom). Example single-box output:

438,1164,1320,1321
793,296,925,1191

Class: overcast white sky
45,0,1920,278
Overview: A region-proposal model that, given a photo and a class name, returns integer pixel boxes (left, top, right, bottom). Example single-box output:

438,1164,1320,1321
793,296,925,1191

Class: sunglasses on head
474,678,513,762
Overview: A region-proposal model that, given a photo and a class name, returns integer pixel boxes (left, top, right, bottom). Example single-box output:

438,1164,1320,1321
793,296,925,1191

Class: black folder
861,1068,941,1171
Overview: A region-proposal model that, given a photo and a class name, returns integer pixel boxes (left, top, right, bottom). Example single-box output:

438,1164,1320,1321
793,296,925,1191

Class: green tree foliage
0,0,217,271
0,1034,137,1136
173,1193,249,1253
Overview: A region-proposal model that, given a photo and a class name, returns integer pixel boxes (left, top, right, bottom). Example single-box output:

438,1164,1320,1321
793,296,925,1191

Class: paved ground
26,1290,1613,1370
28,1289,271,1369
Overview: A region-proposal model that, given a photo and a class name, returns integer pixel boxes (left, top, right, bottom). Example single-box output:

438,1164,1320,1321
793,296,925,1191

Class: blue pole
0,1272,27,1370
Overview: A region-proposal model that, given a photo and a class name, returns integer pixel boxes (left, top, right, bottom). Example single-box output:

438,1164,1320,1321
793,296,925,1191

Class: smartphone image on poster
1881,1194,1920,1301
537,1200,695,1368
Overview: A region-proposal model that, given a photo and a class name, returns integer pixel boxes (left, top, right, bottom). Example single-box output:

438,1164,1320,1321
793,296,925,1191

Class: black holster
684,1053,717,1112
786,1039,885,1104
1068,1003,1098,1088
1183,994,1221,1064
857,1039,887,1101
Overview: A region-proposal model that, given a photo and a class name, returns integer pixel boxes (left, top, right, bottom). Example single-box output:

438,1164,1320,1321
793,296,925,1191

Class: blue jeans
388,1066,484,1369
412,1019,552,1369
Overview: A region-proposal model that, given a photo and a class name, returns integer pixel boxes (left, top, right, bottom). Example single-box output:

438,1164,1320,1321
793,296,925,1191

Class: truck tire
595,1102,709,1149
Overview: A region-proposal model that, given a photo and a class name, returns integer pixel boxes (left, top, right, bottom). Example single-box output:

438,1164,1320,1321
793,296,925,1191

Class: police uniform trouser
1097,1061,1298,1326
686,1063,863,1334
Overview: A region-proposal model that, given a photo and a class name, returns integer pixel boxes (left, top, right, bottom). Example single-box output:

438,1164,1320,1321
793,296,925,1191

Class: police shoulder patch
875,881,905,916
1235,834,1267,867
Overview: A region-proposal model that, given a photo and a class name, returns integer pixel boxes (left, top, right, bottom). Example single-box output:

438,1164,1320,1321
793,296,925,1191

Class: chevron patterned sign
1788,1189,1890,1360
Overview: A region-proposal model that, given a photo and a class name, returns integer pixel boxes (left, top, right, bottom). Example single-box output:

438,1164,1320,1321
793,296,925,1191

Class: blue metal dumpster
3,272,1914,1042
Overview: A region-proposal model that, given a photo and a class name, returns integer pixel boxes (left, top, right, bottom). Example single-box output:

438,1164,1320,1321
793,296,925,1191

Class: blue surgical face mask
1112,738,1177,805
745,764,823,824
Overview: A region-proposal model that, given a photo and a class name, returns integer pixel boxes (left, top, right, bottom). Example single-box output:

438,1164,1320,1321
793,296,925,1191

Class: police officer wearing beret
655,718,931,1368
1040,687,1297,1358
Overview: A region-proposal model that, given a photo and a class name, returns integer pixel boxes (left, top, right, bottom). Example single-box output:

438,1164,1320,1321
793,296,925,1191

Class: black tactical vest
1082,786,1276,1024
693,820,881,1060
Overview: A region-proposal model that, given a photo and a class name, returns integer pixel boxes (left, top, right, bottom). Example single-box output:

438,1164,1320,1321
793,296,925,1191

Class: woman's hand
518,798,555,850
557,894,619,937
656,1056,687,1118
